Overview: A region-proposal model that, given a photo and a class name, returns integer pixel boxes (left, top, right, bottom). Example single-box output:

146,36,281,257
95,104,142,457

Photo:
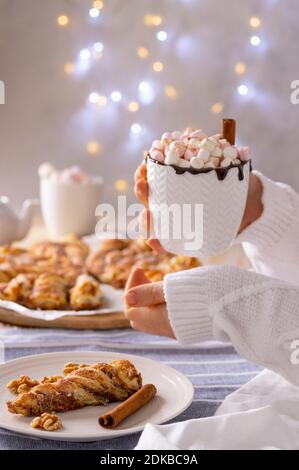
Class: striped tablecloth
0,327,262,450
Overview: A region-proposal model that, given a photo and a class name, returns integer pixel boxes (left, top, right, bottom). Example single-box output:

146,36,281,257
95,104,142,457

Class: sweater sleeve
235,171,299,283
164,265,299,386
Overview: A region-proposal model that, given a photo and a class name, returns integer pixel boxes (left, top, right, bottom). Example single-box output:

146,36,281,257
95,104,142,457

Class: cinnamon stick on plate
221,118,236,145
99,384,157,429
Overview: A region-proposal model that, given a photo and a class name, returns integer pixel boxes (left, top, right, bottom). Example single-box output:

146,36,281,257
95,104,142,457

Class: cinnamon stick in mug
98,384,157,429
221,118,236,145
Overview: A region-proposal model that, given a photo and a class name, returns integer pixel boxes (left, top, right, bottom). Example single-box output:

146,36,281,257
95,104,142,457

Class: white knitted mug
147,157,250,257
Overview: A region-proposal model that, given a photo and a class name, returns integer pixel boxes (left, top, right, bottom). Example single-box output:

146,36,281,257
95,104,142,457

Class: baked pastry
87,238,201,289
5,273,36,303
29,273,68,310
69,274,103,310
7,360,142,416
0,263,16,282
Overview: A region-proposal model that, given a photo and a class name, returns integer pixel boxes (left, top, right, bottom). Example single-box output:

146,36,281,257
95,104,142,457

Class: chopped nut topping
7,375,39,394
31,412,62,432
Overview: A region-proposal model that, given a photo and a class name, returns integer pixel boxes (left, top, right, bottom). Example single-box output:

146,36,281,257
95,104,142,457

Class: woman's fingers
126,305,175,338
146,238,165,253
125,267,150,294
134,163,147,183
135,178,149,207
125,280,164,307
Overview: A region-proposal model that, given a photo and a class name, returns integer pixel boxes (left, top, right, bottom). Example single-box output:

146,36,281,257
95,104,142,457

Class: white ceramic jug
0,196,39,244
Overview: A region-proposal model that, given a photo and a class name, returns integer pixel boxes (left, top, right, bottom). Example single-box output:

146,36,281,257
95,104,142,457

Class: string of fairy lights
57,1,263,193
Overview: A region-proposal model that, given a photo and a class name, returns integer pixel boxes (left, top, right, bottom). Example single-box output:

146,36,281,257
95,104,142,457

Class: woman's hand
134,163,165,252
124,267,175,339
135,162,264,238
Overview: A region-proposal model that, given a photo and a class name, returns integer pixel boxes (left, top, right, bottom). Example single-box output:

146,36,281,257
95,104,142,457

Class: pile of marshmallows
148,128,251,170
38,163,89,183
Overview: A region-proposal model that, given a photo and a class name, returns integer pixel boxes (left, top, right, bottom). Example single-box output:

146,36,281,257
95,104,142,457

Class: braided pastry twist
7,360,142,416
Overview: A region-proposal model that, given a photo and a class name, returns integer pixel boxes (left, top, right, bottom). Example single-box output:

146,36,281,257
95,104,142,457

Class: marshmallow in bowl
152,140,165,151
169,141,186,157
150,149,165,162
221,157,234,168
199,138,216,153
223,146,238,159
176,158,191,168
197,148,210,162
171,130,183,140
188,138,201,150
148,127,250,170
38,163,56,179
60,166,88,183
38,164,89,183
165,150,180,165
211,146,222,158
238,146,251,162
190,129,207,140
190,157,205,169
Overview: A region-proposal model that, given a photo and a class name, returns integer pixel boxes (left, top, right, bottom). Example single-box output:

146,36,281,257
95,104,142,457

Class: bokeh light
211,102,224,114
137,47,149,59
115,179,129,192
57,15,69,26
86,141,101,155
153,61,163,72
165,85,178,99
249,16,261,28
234,62,247,75
128,101,140,112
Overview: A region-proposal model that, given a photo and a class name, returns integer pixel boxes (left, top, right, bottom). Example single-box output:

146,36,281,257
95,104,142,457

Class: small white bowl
40,177,103,238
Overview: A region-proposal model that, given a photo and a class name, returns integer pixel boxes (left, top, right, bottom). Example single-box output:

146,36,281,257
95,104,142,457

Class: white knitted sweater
164,171,299,386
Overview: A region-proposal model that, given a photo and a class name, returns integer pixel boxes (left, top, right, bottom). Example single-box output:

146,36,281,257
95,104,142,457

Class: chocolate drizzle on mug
146,155,252,181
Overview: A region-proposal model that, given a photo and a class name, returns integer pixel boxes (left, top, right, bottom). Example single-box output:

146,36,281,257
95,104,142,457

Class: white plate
0,351,194,442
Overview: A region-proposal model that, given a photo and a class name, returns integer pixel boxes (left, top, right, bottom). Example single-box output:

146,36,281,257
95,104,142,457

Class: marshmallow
184,148,197,161
223,146,238,159
221,157,233,168
162,137,172,146
199,138,216,153
38,162,55,179
150,149,165,162
152,140,165,151
209,157,221,168
169,141,186,157
211,146,222,158
183,127,195,137
209,136,220,144
161,132,172,141
205,160,217,169
176,158,191,168
172,130,182,140
190,129,207,140
165,150,180,166
59,166,88,183
197,148,210,162
190,157,205,169
219,139,230,149
238,146,251,161
188,138,201,150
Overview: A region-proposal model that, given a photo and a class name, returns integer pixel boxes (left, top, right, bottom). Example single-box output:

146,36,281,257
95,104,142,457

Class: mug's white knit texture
147,158,250,257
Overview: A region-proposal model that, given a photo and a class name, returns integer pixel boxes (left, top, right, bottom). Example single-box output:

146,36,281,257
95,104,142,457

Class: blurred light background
0,0,298,207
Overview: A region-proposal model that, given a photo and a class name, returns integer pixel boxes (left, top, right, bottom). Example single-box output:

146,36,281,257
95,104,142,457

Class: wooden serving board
0,308,130,330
